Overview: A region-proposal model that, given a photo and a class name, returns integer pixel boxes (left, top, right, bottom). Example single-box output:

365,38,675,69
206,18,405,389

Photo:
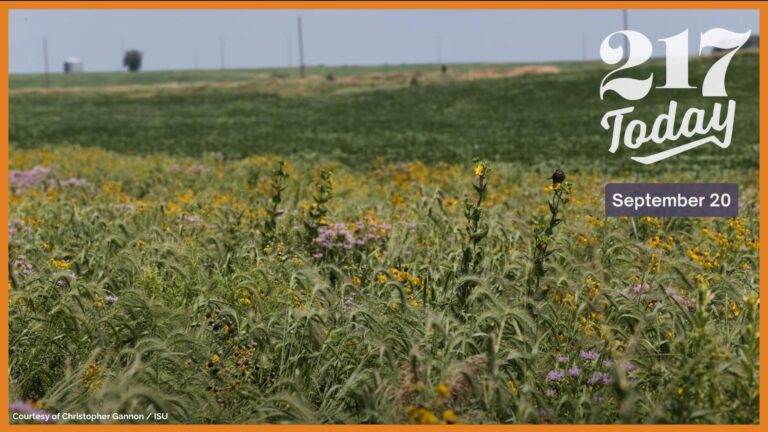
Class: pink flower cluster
311,216,390,260
9,166,90,190
9,166,50,189
9,219,27,245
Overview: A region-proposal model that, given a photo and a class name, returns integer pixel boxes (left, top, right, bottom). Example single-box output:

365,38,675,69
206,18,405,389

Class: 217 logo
599,28,751,164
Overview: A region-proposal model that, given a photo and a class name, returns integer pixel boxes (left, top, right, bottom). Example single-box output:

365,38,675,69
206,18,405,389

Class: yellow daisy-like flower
474,164,486,177
48,258,70,270
435,383,450,399
442,409,460,424
405,406,439,424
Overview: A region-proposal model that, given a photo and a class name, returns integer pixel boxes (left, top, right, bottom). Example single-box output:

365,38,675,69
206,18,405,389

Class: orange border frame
1,1,765,431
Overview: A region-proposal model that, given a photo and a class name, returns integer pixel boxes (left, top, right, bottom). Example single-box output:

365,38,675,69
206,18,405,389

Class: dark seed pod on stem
551,169,566,184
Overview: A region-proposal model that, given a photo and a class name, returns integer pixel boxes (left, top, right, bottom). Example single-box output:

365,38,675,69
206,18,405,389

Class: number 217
600,28,751,101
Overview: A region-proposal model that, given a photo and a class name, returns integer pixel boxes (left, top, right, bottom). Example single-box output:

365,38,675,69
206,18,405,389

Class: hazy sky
9,9,760,73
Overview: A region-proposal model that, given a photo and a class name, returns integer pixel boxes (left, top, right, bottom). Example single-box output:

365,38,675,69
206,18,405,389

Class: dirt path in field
10,65,560,98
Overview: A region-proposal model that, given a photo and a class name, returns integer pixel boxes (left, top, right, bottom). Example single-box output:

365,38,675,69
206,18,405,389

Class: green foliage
531,170,572,294
304,169,333,242
8,54,759,171
7,55,760,424
8,147,759,424
261,160,289,248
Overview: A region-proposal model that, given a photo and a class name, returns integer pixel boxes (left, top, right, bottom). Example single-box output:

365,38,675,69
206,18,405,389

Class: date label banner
605,183,738,217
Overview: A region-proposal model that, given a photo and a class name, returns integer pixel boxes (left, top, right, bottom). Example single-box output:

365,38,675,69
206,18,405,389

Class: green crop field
8,53,760,424
10,53,758,170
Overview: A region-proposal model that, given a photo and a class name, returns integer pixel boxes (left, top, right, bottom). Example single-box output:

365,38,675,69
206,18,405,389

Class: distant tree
123,50,143,72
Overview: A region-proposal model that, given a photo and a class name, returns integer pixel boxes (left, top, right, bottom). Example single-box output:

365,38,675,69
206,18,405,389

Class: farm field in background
8,54,760,424
9,53,758,170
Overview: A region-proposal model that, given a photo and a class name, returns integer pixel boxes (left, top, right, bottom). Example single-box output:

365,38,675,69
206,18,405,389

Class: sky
8,9,760,73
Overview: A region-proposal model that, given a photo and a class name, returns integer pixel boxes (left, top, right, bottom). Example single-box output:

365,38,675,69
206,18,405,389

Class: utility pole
42,36,49,89
297,15,305,78
622,10,629,59
220,37,226,70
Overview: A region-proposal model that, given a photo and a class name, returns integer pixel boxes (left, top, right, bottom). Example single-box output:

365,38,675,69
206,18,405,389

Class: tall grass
9,146,759,424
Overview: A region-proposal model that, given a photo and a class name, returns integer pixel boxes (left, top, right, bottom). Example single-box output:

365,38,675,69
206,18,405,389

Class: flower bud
551,169,566,184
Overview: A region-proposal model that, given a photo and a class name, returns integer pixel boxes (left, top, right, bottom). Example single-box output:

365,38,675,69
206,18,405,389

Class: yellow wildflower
442,409,460,424
507,379,519,396
435,383,450,399
48,258,70,270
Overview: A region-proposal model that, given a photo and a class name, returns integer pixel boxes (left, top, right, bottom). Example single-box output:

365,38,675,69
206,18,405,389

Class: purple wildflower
9,401,54,423
343,294,356,312
580,351,599,361
311,217,391,259
12,255,32,277
8,219,25,245
546,370,565,382
556,355,569,363
624,362,637,372
104,295,118,304
587,372,612,386
56,271,76,288
567,367,581,377
9,166,50,190
602,359,614,368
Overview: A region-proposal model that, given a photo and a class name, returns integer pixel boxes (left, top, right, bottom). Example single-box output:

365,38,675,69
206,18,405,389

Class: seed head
551,169,566,184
